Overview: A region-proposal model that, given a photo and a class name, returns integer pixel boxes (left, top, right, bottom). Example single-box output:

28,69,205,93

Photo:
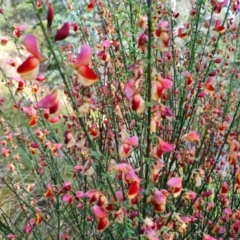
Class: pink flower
141,217,159,240
182,130,200,142
119,136,139,158
114,191,124,202
124,136,139,146
17,34,46,80
2,147,11,157
90,193,110,232
12,76,26,93
151,75,173,101
128,60,144,80
152,138,174,158
151,162,165,183
92,205,108,218
97,40,111,62
183,191,197,201
37,89,59,113
210,0,228,14
6,234,17,240
124,80,136,101
61,233,69,240
125,170,141,183
73,44,98,86
203,234,217,240
84,189,102,204
76,44,92,66
115,163,141,199
205,77,215,93
62,193,73,204
151,189,167,212
167,177,182,197
155,21,170,52
97,49,110,62
25,218,35,233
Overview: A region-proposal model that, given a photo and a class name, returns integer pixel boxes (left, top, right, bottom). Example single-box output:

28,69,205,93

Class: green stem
143,0,152,218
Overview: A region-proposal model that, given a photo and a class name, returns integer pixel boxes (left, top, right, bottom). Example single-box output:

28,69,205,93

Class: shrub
0,0,240,239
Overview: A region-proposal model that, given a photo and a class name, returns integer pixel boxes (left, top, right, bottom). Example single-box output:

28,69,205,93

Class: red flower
54,22,70,41
137,31,148,52
210,0,228,13
151,189,168,212
17,34,46,80
86,0,96,11
155,21,170,52
23,105,38,127
151,74,173,101
73,44,98,86
115,163,141,199
13,25,25,38
37,89,59,114
213,19,225,33
89,193,110,232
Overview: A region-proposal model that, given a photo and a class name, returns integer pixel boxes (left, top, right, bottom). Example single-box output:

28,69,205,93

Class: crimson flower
17,34,46,80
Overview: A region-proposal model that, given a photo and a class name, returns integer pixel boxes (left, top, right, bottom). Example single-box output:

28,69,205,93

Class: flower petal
151,81,163,100
54,22,70,41
158,138,174,153
17,56,40,80
167,177,182,189
154,190,167,205
124,136,138,146
97,217,109,232
29,117,38,127
92,205,108,219
124,80,135,101
127,181,140,199
37,90,58,109
49,116,60,124
23,34,41,59
76,44,92,66
77,65,98,86
125,170,141,183
132,94,145,114
49,101,59,114
160,77,173,89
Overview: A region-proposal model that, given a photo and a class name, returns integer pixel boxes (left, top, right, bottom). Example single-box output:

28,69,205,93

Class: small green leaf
144,101,153,107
